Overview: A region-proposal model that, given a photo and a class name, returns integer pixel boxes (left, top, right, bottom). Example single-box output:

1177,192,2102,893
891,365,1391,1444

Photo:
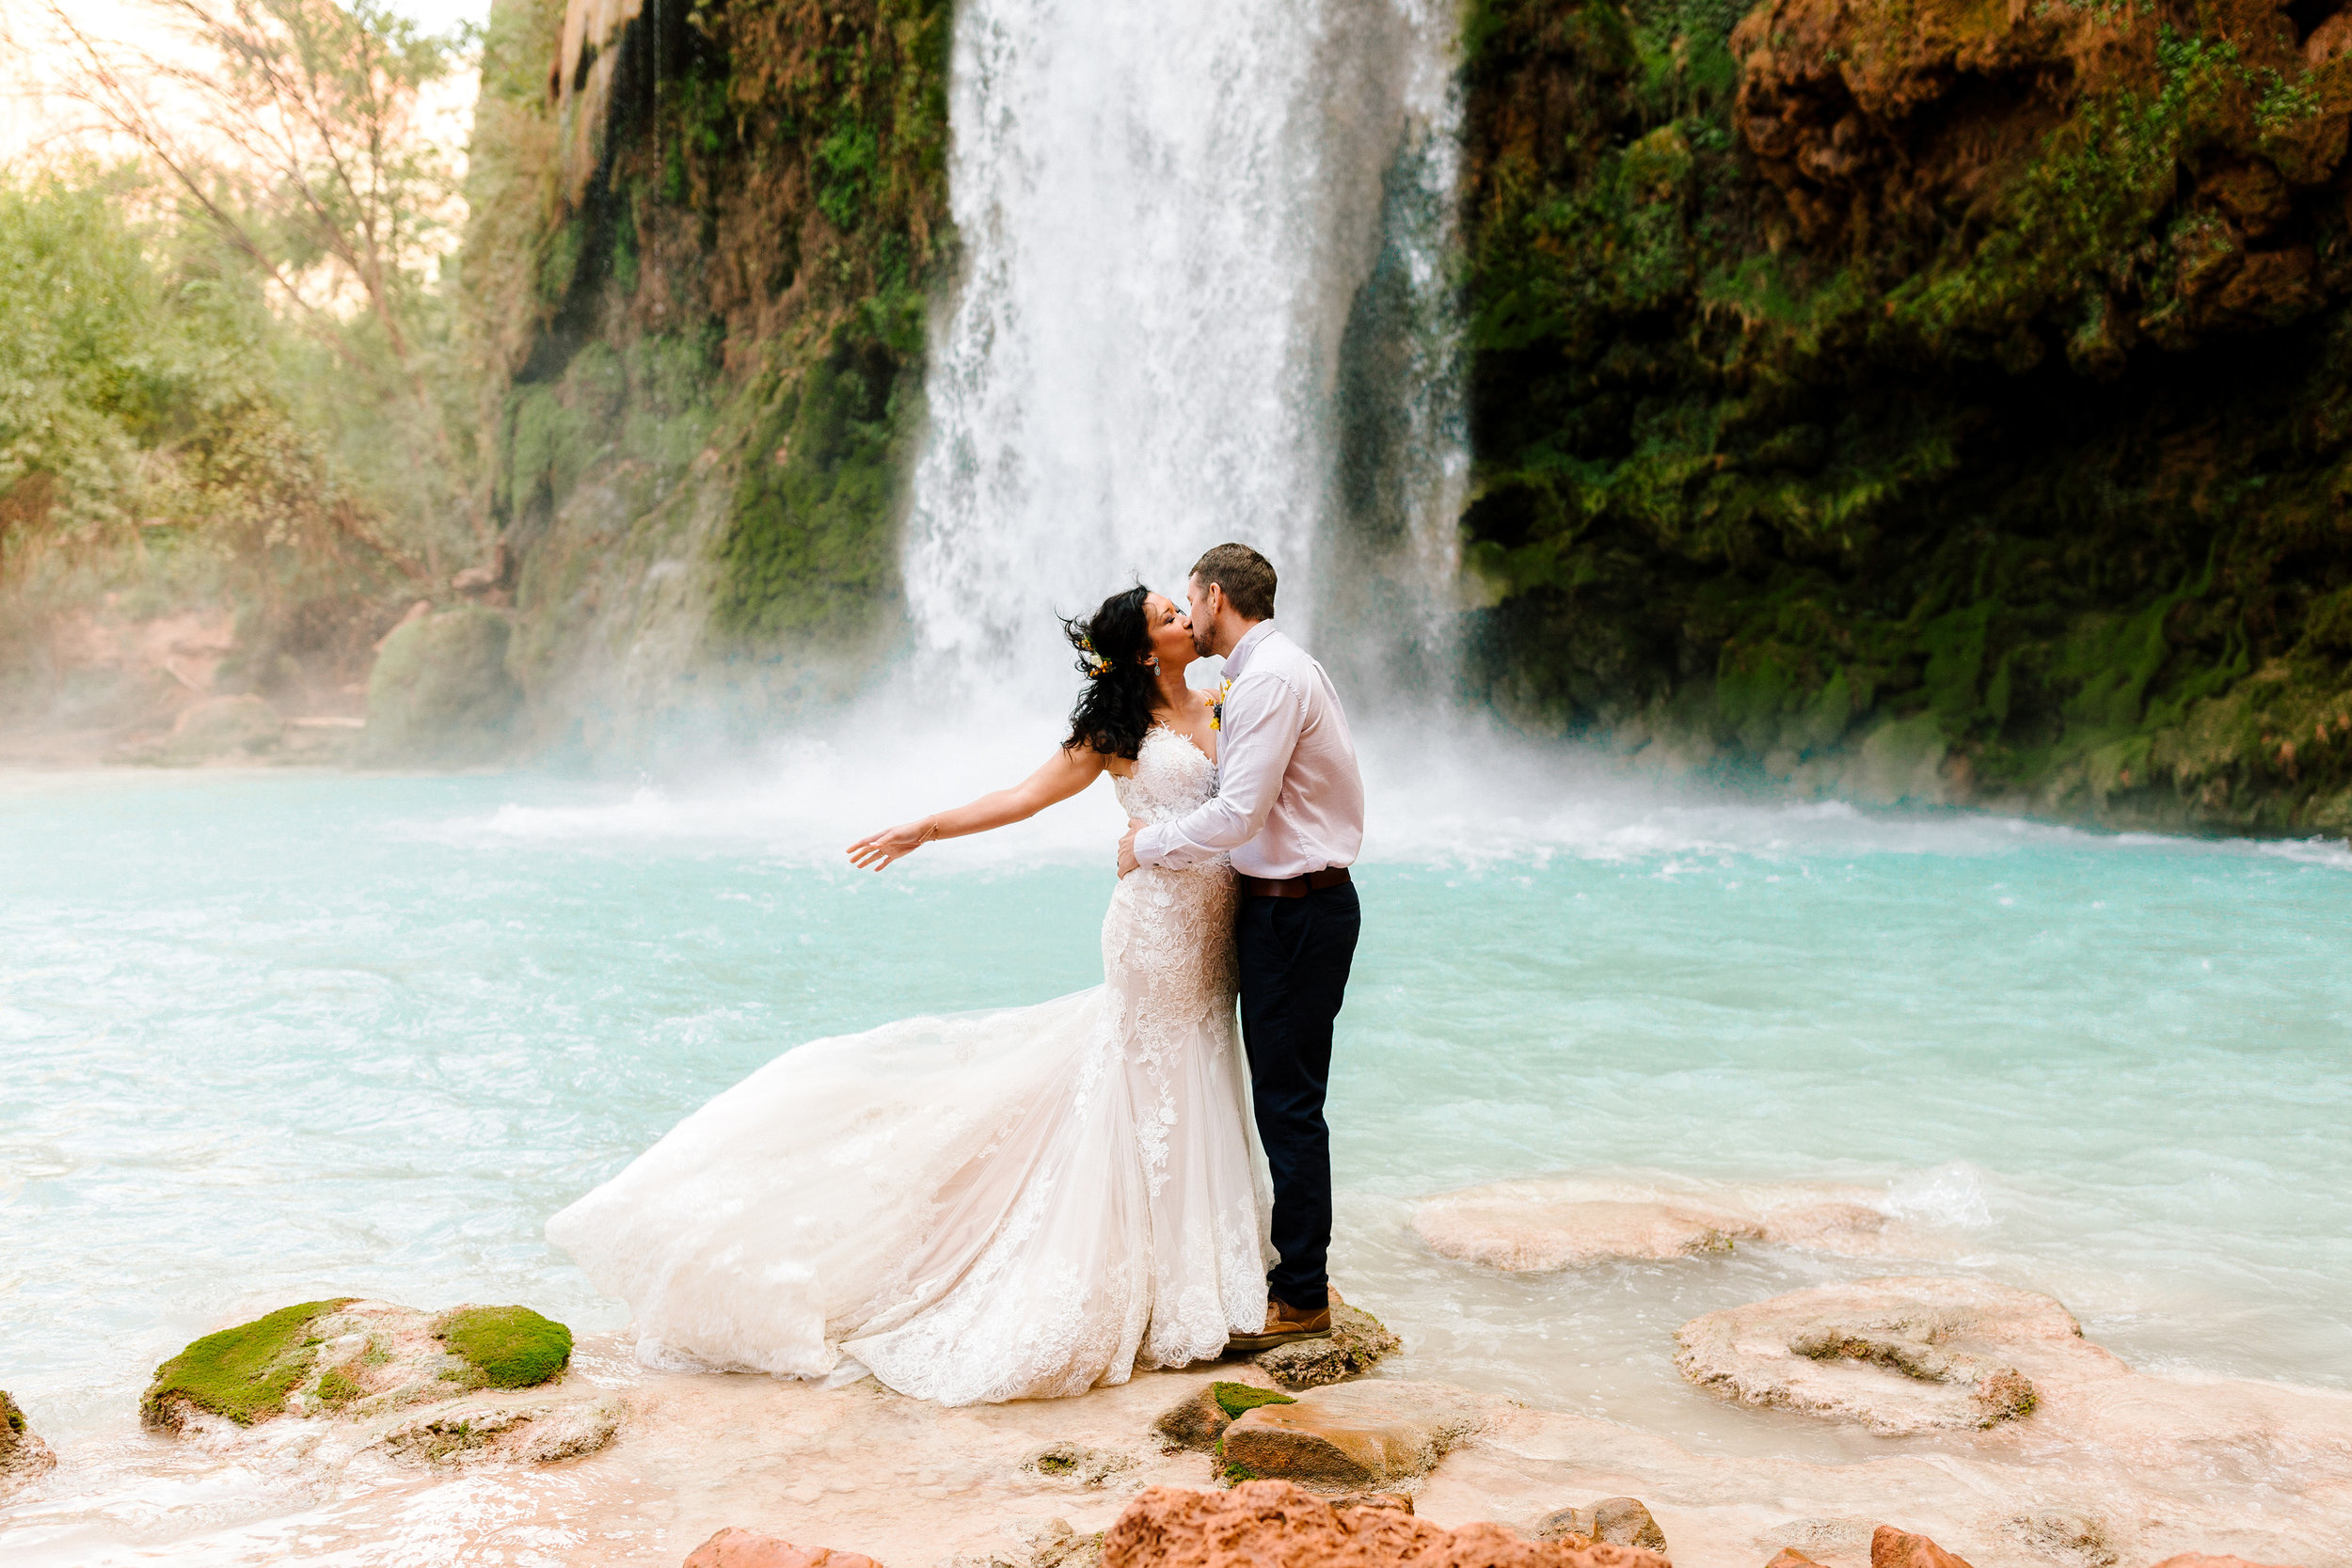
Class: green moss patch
315,1365,366,1408
435,1305,572,1389
141,1298,355,1430
1210,1381,1295,1418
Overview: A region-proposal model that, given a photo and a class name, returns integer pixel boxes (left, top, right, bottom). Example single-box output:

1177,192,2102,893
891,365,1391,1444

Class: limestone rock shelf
6,1282,2346,1566
1413,1176,1915,1272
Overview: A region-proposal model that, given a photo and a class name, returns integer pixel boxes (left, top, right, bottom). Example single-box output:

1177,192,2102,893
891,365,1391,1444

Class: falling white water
904,0,1467,700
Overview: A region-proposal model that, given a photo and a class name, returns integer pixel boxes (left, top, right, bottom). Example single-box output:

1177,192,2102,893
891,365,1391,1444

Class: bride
546,585,1281,1404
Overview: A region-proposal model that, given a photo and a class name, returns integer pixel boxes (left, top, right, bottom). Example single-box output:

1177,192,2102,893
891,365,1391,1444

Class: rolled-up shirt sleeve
1134,672,1301,868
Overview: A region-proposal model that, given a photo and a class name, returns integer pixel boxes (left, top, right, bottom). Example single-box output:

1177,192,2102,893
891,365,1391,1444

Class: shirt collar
1220,621,1276,684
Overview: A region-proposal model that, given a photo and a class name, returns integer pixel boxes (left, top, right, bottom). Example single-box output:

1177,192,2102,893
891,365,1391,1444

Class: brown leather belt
1239,866,1352,899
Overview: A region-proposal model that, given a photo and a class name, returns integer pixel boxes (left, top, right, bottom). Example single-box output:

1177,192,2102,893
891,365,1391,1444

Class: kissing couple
548,543,1366,1405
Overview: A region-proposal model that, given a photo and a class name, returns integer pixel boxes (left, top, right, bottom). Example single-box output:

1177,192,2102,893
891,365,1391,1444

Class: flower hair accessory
1075,633,1113,679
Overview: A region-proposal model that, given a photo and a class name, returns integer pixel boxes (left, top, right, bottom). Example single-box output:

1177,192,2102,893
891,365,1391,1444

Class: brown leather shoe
1227,1296,1334,1351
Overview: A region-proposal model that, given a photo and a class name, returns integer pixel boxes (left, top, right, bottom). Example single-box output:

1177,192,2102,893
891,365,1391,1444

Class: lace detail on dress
547,724,1272,1404
1109,730,1238,1201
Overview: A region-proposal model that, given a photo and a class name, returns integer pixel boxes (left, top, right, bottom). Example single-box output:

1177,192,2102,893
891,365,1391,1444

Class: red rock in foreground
1102,1481,1675,1567
1764,1552,1821,1568
1871,1527,1975,1568
683,1526,883,1568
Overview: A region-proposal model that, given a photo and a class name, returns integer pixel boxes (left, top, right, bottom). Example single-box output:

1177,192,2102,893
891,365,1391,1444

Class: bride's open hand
847,818,935,872
844,740,1109,872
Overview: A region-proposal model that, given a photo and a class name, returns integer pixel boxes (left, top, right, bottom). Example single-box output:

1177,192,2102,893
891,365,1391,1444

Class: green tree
36,0,485,577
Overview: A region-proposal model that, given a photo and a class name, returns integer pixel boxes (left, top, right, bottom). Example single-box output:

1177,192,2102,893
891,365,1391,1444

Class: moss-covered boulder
141,1298,357,1433
1,1389,57,1493
360,606,522,765
1153,1379,1298,1451
140,1298,605,1465
434,1304,573,1389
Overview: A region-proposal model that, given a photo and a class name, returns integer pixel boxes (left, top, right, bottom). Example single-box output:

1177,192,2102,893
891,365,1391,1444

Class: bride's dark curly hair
1062,584,1160,760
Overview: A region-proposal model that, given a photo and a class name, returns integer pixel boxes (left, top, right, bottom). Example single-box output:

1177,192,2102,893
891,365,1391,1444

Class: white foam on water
411,704,2352,878
1883,1161,1996,1229
2255,833,2352,870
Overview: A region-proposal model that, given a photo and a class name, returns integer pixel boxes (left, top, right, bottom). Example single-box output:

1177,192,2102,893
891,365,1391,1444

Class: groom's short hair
1191,544,1277,622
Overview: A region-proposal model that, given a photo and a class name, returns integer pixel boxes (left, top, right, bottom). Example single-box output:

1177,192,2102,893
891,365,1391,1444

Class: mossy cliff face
463,0,946,754
1462,0,2352,832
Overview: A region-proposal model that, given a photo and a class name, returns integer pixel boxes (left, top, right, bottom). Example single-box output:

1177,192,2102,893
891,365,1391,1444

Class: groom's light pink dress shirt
1135,622,1364,879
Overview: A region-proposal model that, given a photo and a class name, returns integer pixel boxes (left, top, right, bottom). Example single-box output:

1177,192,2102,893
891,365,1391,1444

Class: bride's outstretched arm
846,745,1111,871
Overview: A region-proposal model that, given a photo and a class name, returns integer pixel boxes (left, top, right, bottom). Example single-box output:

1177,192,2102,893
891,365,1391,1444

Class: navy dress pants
1234,879,1360,1312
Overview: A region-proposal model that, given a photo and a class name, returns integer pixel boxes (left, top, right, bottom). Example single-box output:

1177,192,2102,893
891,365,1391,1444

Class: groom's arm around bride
1118,543,1364,1338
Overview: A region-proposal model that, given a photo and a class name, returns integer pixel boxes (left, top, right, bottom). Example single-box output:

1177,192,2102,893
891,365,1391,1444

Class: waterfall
902,0,1467,702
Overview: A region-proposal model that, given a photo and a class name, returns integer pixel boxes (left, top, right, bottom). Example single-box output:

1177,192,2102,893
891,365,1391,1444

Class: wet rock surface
1414,1178,1905,1271
1219,1380,1490,1490
1673,1277,2115,1435
14,1323,2352,1566
1152,1381,1295,1452
1021,1440,1141,1491
945,1514,1107,1568
1875,1526,1979,1568
1100,1479,1675,1567
1530,1497,1670,1555
1248,1304,1402,1388
2002,1511,2116,1568
0,1391,56,1495
142,1297,617,1467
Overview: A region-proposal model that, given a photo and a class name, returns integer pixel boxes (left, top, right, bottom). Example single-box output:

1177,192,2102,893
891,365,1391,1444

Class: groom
1118,543,1364,1348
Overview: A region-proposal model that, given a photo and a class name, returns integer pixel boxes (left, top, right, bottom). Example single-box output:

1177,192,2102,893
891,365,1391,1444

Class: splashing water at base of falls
904,0,1465,697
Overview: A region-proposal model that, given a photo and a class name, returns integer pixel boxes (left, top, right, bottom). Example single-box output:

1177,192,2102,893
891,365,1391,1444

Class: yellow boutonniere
1211,678,1232,731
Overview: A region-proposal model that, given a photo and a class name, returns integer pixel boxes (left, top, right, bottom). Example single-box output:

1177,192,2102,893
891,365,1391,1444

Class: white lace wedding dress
546,727,1272,1404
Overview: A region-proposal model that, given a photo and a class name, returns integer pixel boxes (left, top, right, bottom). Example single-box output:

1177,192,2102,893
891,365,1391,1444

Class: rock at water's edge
1021,1439,1137,1490
943,1514,1104,1568
1219,1381,1485,1490
1251,1304,1401,1389
1412,1178,1898,1271
1766,1553,1824,1568
141,1297,613,1465
1675,1276,2121,1435
1153,1380,1295,1452
143,1297,358,1431
1873,1527,1978,1568
2002,1510,2116,1567
0,1390,57,1493
436,1303,574,1389
1153,1387,1232,1452
1101,1481,1673,1567
1531,1498,1669,1555
682,1527,883,1568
